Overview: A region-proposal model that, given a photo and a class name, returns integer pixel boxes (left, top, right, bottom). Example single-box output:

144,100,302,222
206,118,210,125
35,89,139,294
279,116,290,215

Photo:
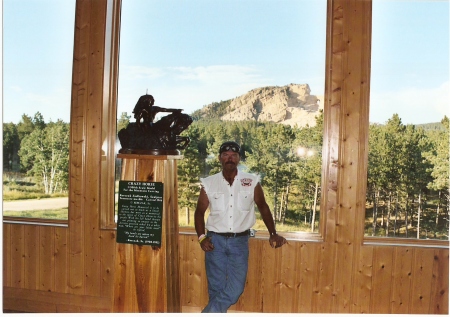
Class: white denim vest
201,170,260,233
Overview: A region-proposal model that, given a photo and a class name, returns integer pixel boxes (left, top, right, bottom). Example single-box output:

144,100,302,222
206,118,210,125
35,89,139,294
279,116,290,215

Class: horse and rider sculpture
118,94,193,154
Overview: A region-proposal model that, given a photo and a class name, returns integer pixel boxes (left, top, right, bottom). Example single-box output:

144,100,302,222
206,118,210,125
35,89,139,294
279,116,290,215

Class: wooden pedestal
113,154,182,312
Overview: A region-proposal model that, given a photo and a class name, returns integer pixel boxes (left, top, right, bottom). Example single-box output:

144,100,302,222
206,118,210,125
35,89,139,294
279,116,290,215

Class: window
3,0,75,221
366,0,449,240
115,0,327,233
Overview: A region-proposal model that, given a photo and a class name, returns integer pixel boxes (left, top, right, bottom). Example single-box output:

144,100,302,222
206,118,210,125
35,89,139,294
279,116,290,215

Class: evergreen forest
3,111,449,240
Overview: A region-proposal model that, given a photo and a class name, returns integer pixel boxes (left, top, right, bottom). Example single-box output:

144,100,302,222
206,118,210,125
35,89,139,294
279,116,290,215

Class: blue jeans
202,232,249,313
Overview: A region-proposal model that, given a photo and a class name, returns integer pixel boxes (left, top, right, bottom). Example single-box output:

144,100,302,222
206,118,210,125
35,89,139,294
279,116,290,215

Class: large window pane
367,0,449,240
116,0,327,233
3,0,75,220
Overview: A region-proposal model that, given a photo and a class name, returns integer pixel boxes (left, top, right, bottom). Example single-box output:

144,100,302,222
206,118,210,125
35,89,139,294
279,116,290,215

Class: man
194,141,287,313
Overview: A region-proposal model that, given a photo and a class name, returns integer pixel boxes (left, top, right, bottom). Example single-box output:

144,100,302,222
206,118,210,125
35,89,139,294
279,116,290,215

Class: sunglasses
220,145,240,153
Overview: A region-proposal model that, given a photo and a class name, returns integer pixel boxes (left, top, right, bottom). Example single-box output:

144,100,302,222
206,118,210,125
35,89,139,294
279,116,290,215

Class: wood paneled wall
3,0,448,313
178,235,449,314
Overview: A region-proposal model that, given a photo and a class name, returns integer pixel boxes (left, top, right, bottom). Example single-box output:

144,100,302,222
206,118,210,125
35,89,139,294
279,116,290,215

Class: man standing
194,141,287,313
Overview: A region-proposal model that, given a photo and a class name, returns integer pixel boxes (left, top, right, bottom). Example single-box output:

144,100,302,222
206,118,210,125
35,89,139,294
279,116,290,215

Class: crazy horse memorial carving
118,94,193,155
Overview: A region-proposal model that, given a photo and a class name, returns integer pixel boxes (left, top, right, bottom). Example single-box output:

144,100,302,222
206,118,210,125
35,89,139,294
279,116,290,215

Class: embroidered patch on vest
241,178,252,187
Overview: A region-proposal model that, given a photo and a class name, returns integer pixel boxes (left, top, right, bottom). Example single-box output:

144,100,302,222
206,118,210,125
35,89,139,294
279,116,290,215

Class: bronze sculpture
118,94,193,155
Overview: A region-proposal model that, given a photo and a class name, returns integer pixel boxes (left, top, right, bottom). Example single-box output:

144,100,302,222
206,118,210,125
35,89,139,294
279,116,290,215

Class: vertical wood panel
410,248,435,313
370,247,394,313
334,0,372,312
334,0,364,311
69,0,89,295
179,235,207,310
351,245,373,313
100,0,121,230
180,234,208,310
296,242,320,313
247,240,297,313
54,227,69,293
83,0,106,297
3,224,12,287
38,226,55,291
355,0,372,244
260,242,283,312
277,242,300,312
350,0,372,312
322,0,342,244
429,249,449,314
312,244,335,313
318,1,344,312
10,225,25,288
68,0,110,298
390,247,413,313
134,245,165,312
179,235,189,308
113,242,137,311
164,159,181,310
100,230,116,298
23,225,39,289
235,238,264,312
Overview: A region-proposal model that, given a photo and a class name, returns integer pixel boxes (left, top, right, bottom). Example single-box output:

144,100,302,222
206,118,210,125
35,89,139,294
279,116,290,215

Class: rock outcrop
199,83,323,127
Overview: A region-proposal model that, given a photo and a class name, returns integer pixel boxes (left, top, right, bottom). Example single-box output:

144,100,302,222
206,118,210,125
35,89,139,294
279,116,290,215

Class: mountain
192,83,323,127
415,122,445,131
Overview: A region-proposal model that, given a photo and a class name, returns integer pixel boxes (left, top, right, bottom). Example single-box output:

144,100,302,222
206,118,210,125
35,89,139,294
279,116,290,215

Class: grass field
4,172,447,239
3,172,69,220
3,208,68,220
3,172,67,201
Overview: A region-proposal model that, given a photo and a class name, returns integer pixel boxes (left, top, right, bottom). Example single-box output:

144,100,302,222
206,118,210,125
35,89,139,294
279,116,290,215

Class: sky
2,0,449,125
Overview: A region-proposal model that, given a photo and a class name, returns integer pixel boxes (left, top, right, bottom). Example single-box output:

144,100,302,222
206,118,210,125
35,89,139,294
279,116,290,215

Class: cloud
121,64,268,85
117,64,272,114
22,89,71,122
122,65,166,80
9,85,23,93
169,65,264,84
25,92,54,104
370,81,450,124
4,84,71,123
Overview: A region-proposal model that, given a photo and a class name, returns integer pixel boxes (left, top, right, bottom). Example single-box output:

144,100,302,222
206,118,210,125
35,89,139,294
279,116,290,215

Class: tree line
173,112,325,233
3,112,70,194
367,114,449,239
173,113,449,239
4,111,449,239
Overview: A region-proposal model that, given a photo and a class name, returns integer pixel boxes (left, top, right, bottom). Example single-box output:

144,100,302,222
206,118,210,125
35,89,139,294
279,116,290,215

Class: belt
209,230,250,238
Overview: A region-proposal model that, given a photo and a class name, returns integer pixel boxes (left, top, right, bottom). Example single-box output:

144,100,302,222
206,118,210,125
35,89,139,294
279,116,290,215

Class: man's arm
194,187,209,237
152,106,183,114
194,187,214,252
254,183,287,248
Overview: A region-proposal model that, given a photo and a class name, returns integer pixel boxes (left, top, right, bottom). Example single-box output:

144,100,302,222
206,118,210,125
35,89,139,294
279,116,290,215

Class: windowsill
179,226,323,243
364,236,449,249
2,216,68,227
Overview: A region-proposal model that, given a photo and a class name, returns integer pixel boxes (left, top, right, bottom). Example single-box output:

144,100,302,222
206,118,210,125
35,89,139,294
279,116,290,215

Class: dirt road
2,197,68,211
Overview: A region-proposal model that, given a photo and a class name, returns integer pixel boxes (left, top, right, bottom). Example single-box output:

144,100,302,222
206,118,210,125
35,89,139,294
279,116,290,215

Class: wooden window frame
2,1,77,228
100,0,122,229
3,0,446,250
98,0,326,241
98,0,447,249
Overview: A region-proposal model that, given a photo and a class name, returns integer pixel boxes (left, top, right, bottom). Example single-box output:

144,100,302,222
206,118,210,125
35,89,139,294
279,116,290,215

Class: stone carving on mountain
219,84,323,127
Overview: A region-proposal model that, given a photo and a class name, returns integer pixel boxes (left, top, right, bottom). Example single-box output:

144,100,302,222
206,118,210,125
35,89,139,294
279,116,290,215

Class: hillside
192,83,323,128
415,122,445,131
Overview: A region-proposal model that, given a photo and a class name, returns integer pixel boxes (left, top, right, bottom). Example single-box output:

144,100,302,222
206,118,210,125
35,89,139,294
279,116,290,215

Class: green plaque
116,181,164,246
